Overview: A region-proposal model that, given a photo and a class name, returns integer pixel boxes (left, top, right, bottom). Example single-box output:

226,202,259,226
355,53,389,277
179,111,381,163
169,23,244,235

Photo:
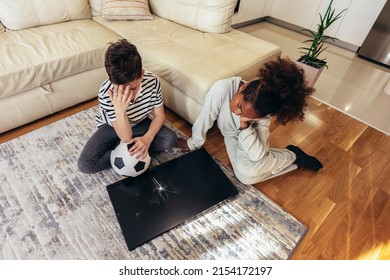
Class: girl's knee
233,162,258,185
234,170,256,185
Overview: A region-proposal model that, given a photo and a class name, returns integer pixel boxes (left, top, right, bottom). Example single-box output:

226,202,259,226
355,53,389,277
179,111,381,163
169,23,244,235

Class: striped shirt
95,71,163,128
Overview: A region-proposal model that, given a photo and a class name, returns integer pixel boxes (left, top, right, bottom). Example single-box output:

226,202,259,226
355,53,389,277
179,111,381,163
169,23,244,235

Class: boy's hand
108,84,137,115
128,136,152,159
175,137,190,152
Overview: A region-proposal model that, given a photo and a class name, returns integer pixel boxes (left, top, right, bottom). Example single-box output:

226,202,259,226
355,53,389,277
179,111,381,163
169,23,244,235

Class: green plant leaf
301,29,317,37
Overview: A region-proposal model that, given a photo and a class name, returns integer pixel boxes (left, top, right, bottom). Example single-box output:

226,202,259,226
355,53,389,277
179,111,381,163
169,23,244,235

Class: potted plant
296,0,347,87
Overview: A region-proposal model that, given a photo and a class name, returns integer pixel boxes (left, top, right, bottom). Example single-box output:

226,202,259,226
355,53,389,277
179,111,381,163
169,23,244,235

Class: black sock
286,145,323,171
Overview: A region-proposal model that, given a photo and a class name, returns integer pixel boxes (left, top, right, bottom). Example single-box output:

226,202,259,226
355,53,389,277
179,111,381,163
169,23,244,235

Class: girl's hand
239,116,251,130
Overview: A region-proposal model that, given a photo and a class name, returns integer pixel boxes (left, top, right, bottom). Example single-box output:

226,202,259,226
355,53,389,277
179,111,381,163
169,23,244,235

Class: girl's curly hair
243,57,314,125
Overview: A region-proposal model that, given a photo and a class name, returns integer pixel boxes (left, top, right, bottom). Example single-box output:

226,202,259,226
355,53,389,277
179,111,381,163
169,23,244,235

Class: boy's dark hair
243,57,314,125
104,39,142,85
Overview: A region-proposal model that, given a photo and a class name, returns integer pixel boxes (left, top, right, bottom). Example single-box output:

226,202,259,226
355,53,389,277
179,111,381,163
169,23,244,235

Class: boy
78,39,177,174
176,57,323,185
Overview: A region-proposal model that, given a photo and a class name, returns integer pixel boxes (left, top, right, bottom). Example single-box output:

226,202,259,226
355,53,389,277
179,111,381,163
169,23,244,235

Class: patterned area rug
0,106,306,260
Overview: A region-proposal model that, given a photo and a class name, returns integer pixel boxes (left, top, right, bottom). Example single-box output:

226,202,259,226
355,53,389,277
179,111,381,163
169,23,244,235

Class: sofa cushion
90,0,104,16
149,0,237,33
0,0,91,30
93,15,281,106
102,0,153,20
0,19,121,99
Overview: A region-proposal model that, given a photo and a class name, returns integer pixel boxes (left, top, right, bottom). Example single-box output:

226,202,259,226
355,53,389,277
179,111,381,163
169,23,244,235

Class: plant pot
295,61,324,88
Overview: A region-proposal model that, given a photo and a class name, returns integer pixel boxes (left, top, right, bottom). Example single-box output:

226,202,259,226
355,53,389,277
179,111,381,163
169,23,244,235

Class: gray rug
0,106,306,260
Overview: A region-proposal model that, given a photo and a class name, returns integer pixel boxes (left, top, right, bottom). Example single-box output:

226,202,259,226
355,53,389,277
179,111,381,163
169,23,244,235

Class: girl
176,57,322,185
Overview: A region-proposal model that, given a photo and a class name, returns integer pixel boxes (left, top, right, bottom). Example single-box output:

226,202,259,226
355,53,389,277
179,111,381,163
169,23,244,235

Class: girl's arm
187,80,226,150
237,116,271,162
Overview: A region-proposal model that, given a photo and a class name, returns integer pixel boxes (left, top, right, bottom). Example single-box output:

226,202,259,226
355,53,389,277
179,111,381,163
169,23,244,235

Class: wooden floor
1,97,389,260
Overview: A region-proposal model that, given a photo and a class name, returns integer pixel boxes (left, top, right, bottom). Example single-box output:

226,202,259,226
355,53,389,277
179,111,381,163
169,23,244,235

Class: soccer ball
110,142,151,177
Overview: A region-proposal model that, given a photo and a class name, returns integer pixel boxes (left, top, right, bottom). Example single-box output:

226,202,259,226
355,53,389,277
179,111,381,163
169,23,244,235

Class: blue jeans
77,118,177,174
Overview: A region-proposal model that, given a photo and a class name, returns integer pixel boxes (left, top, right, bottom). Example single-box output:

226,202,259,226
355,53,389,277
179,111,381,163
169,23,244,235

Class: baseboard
232,17,266,29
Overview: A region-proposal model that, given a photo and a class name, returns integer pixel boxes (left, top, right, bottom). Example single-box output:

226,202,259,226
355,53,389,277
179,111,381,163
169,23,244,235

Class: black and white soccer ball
110,142,151,177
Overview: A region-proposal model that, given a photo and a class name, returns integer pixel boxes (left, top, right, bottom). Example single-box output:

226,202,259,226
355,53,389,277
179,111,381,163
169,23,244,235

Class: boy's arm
109,85,136,142
129,105,165,159
143,105,165,145
111,114,132,143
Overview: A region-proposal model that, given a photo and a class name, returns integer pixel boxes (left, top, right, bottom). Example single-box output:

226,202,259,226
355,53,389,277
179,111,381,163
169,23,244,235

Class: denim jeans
77,118,177,174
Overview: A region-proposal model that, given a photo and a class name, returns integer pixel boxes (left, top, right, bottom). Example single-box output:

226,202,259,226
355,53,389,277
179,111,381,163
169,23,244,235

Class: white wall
270,0,322,29
232,0,271,24
310,0,350,37
235,0,388,47
335,0,387,46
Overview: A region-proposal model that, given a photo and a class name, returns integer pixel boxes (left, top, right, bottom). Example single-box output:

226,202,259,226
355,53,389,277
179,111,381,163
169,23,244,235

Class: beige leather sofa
0,0,281,134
